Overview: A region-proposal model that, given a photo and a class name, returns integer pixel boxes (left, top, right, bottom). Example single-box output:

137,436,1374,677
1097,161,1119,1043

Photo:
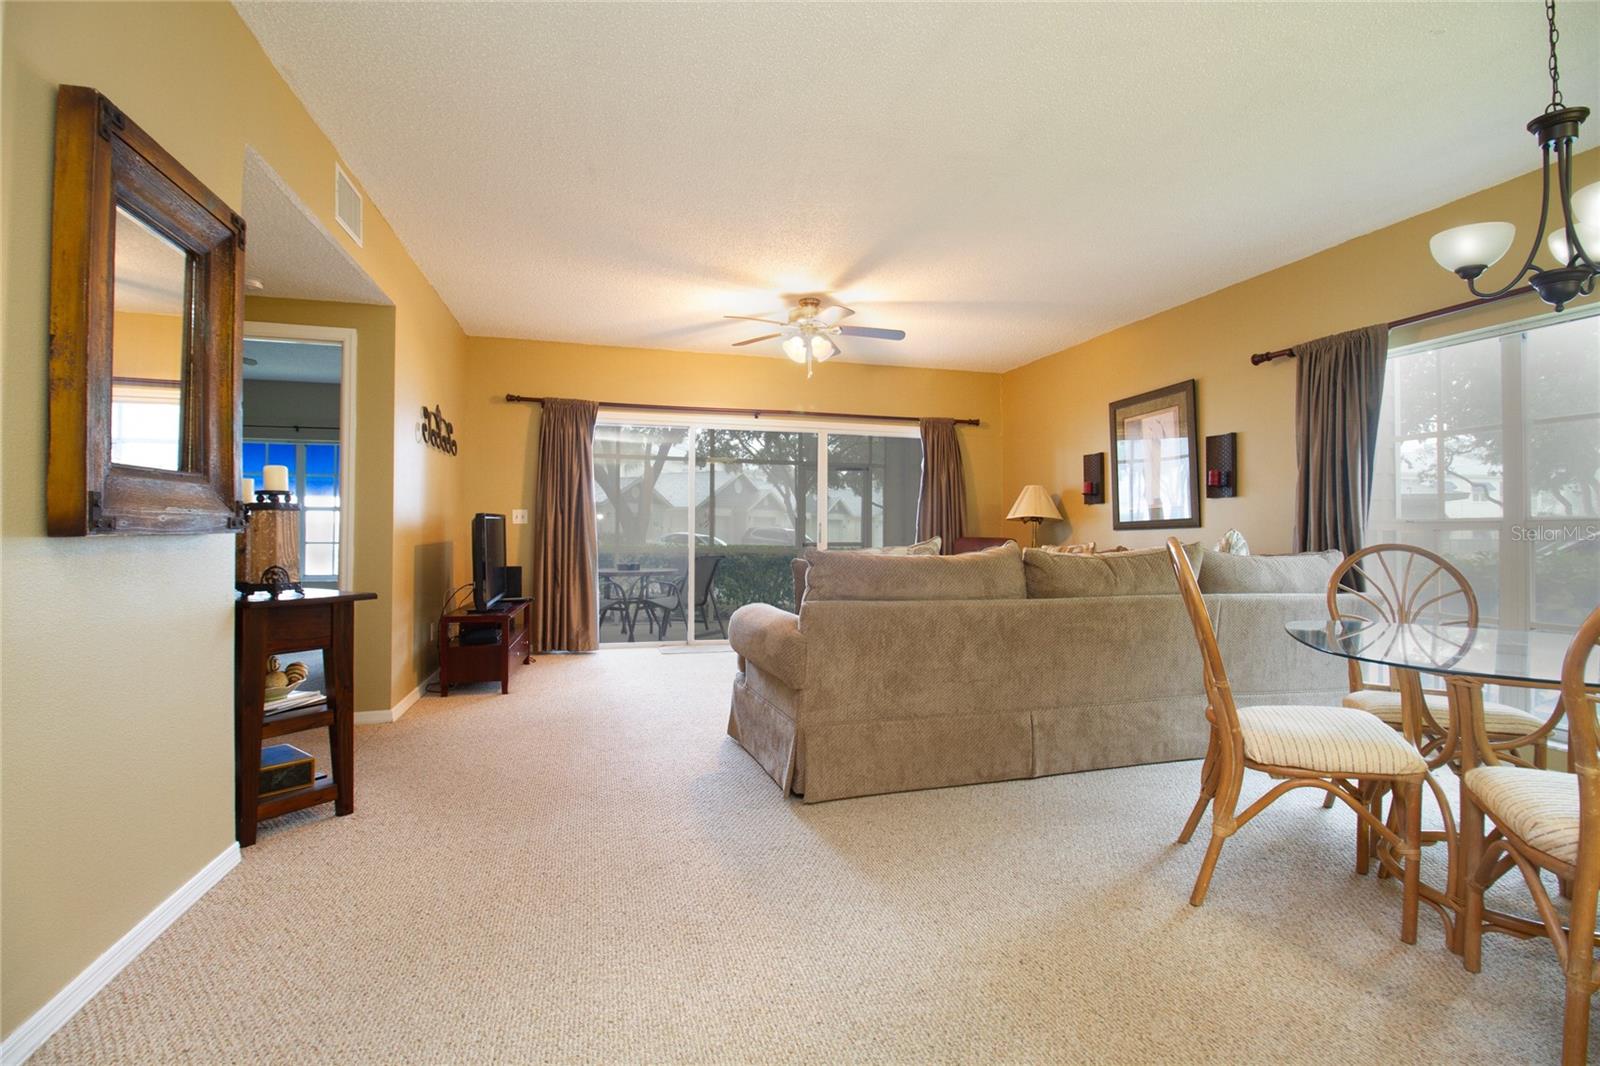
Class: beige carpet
34,650,1595,1064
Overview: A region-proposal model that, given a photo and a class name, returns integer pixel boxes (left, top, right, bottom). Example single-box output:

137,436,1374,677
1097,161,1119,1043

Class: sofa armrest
729,603,806,690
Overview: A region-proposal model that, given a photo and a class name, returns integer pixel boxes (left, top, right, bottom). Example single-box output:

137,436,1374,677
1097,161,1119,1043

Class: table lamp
1006,484,1062,547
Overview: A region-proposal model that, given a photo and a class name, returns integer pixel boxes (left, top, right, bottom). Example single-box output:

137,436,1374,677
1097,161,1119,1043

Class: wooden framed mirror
48,85,245,535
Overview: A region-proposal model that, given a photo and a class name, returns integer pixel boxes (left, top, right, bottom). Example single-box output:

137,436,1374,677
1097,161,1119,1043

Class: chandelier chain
1546,0,1563,112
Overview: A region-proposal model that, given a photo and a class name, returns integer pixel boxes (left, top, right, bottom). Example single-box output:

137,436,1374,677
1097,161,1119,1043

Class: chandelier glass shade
1428,0,1597,311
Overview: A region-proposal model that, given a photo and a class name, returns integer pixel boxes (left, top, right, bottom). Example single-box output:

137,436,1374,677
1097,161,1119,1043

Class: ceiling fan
725,296,906,376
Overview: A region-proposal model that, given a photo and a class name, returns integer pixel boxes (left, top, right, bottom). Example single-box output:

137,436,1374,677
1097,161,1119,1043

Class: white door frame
243,320,358,589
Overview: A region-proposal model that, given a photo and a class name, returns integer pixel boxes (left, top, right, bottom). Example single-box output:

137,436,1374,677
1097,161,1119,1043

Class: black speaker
502,565,522,599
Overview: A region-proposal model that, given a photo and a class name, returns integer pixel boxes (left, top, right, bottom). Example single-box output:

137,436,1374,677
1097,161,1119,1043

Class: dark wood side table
235,588,377,846
438,597,533,695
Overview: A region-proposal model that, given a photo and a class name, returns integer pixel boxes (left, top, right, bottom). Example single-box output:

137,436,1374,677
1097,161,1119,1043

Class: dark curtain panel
1292,324,1389,556
916,418,967,554
532,398,600,652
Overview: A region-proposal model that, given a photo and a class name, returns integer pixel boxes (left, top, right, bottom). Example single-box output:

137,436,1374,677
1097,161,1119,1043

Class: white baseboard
1,842,240,1066
353,670,436,724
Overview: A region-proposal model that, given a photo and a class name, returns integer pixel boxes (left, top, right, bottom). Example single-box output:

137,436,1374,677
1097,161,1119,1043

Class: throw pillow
1197,548,1343,594
803,541,1025,602
1215,528,1250,555
1022,543,1204,598
857,536,941,556
1040,541,1095,555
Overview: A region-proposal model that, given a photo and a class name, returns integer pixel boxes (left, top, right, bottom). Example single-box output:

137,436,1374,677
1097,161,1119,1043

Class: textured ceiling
244,338,343,384
241,148,390,307
235,2,1599,372
114,207,185,315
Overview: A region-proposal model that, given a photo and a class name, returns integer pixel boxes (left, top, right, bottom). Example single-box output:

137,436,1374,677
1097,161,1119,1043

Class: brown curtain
531,398,599,651
1292,324,1389,555
917,418,967,553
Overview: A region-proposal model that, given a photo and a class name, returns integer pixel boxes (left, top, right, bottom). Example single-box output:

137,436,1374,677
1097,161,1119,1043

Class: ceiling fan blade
836,325,906,341
724,315,787,325
732,333,781,347
815,304,855,325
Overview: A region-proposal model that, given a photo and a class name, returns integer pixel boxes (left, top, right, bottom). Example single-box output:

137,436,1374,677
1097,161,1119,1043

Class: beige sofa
727,542,1357,803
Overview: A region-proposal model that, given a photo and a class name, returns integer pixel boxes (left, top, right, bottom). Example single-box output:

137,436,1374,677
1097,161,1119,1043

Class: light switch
511,509,529,525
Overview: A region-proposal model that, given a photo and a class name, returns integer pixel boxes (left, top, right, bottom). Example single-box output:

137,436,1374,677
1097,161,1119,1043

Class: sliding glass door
594,417,919,645
593,424,692,643
697,428,819,636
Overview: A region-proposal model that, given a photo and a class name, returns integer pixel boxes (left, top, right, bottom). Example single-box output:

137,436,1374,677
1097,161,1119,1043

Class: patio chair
597,574,638,642
635,555,727,640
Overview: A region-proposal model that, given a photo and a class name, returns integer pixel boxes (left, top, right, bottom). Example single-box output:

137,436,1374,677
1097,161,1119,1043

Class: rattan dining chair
1326,544,1549,770
1165,538,1429,943
1460,604,1599,1066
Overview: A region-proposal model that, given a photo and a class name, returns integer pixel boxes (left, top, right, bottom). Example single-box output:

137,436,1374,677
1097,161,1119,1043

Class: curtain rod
503,394,980,426
1249,285,1537,366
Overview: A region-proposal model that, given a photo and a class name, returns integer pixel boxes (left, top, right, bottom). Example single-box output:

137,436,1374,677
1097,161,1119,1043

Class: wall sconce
1205,433,1237,499
1082,452,1105,505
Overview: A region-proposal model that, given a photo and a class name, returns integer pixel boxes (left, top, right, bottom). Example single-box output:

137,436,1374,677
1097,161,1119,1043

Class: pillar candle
262,465,290,492
241,477,255,500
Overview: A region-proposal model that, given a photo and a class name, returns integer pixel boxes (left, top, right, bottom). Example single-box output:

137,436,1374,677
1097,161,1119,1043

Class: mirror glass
110,205,189,470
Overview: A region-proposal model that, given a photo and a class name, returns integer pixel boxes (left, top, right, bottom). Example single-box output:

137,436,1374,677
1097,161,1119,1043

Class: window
1369,310,1599,720
110,381,182,469
243,440,342,582
592,419,921,644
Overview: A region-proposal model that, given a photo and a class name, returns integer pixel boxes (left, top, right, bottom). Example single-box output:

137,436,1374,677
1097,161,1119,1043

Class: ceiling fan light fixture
782,334,809,363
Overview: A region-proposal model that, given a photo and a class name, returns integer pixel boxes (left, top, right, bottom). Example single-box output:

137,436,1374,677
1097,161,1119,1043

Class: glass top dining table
1284,619,1597,688
1284,616,1591,953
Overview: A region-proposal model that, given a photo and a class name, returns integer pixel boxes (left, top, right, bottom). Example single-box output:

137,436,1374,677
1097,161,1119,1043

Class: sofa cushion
1198,549,1342,594
791,537,942,608
803,541,1025,602
1023,543,1202,598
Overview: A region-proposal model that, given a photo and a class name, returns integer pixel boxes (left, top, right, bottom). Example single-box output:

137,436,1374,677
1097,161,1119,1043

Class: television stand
439,597,533,695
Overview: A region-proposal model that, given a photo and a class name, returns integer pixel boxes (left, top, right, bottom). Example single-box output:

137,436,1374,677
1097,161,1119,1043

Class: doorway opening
241,322,358,590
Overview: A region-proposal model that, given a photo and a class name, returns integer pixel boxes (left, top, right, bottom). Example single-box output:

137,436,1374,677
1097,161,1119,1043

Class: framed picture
1109,379,1200,530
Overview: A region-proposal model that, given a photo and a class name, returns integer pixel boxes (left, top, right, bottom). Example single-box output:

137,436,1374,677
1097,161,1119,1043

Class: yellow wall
1,1,466,1037
1001,149,1600,554
110,310,183,380
462,338,1005,571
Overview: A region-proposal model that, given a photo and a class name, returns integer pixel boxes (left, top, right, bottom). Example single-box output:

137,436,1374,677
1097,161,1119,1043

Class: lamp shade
1428,222,1515,274
782,335,808,363
1572,181,1600,223
1006,484,1062,522
1547,218,1600,265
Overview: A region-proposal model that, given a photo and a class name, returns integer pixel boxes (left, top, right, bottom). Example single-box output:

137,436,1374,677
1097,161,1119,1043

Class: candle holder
236,489,304,597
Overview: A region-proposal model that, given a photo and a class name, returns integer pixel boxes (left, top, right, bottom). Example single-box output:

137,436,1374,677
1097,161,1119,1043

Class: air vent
333,162,363,246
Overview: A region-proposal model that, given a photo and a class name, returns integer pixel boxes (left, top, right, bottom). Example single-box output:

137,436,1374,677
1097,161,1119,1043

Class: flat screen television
471,512,507,612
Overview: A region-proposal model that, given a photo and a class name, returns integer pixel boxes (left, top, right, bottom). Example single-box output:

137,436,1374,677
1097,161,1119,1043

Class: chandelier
1428,0,1597,311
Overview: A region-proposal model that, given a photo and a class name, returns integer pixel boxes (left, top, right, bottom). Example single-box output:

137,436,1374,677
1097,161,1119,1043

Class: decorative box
260,744,315,798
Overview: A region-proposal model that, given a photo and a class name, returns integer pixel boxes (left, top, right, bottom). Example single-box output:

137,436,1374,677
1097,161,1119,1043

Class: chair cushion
1463,765,1579,865
1198,549,1342,594
1341,689,1543,736
1237,704,1427,776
